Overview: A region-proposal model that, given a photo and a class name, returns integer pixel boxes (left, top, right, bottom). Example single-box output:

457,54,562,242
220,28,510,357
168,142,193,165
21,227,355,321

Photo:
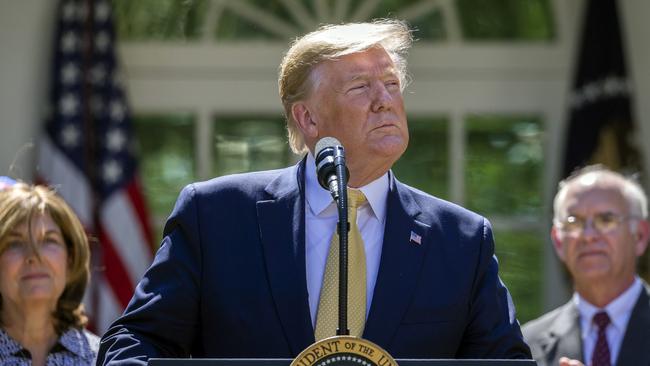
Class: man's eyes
348,84,368,91
596,213,619,224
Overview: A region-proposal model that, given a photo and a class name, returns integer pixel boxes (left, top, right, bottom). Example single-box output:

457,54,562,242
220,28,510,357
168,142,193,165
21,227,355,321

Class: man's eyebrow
346,74,368,83
344,69,399,83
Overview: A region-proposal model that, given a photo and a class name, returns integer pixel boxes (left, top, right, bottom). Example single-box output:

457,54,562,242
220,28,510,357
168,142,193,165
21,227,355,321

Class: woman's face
0,213,68,312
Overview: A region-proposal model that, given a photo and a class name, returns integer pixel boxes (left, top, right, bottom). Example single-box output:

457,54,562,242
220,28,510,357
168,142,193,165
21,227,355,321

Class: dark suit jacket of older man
522,283,650,366
97,158,531,365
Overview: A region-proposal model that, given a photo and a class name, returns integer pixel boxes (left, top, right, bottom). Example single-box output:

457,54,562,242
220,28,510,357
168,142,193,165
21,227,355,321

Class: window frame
120,0,582,311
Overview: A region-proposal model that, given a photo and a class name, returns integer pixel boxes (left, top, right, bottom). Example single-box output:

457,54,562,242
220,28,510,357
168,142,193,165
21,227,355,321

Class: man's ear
551,226,566,262
291,102,318,139
634,219,650,257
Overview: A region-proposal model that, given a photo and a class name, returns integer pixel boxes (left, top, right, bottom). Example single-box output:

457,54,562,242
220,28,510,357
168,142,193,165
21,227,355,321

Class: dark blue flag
563,0,641,176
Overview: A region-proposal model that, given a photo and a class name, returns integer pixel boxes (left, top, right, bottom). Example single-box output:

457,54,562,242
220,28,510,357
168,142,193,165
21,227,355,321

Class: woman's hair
0,183,90,334
278,19,413,154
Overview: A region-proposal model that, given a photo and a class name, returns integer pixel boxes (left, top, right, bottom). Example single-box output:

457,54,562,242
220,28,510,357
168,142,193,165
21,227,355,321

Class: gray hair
553,165,648,226
278,19,414,154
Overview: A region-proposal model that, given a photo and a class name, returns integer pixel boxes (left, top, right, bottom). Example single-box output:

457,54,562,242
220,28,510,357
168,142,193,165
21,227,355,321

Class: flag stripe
126,178,155,246
101,187,153,286
98,226,135,308
96,276,123,332
38,135,93,227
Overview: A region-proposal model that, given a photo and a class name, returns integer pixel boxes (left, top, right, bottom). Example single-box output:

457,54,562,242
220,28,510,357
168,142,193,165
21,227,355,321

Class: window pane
405,10,446,41
113,0,207,41
494,230,543,323
215,1,294,40
364,0,446,41
215,0,445,41
134,114,196,240
213,117,296,176
465,115,543,216
113,0,554,42
456,0,555,41
393,117,448,199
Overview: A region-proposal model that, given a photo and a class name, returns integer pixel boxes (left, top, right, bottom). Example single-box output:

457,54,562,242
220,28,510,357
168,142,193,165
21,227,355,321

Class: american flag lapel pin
409,231,422,245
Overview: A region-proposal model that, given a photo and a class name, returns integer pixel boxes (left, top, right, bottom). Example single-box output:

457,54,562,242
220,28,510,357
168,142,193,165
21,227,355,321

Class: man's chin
573,265,611,281
370,138,407,158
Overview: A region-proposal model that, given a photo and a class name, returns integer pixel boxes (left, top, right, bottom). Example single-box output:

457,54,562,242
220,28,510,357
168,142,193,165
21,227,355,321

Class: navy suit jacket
97,159,531,365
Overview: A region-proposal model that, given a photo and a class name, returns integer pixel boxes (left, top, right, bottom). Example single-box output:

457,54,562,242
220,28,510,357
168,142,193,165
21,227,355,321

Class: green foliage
493,230,543,323
363,0,446,41
133,113,196,220
215,1,293,40
465,115,543,216
212,117,296,176
456,0,555,41
112,0,556,41
113,0,207,41
393,117,449,199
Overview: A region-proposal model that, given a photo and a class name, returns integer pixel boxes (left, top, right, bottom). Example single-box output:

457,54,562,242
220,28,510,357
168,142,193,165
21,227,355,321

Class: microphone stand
333,147,349,336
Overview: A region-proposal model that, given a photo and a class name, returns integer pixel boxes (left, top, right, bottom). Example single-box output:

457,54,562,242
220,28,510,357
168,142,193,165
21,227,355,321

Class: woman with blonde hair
0,182,98,365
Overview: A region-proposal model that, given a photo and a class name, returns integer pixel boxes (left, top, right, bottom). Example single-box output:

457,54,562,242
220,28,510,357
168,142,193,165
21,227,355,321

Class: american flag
409,231,422,245
37,0,154,333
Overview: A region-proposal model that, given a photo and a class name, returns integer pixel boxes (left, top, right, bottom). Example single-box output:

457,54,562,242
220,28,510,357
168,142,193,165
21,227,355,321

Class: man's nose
370,83,393,112
581,218,601,240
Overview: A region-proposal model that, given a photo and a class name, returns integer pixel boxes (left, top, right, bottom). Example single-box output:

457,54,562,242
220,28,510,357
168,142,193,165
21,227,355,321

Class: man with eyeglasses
522,165,650,366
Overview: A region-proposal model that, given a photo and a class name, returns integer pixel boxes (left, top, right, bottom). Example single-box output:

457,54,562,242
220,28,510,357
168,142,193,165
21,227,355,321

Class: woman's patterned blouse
0,327,99,365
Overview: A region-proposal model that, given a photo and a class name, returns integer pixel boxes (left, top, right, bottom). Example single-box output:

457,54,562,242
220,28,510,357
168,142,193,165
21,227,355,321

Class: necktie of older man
592,311,611,366
315,189,367,340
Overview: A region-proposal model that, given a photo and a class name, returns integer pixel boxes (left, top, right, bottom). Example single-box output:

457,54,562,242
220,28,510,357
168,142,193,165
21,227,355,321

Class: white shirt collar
305,154,388,223
574,276,642,338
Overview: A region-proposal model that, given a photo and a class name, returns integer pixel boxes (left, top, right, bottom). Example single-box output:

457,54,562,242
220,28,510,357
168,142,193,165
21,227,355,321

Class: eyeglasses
556,212,637,235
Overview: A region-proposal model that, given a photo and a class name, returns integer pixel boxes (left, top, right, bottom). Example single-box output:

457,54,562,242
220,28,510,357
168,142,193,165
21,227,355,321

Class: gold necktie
315,189,367,340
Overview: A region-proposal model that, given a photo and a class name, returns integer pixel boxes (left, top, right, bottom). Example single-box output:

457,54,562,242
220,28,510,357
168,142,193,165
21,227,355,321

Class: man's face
297,46,409,186
552,181,648,289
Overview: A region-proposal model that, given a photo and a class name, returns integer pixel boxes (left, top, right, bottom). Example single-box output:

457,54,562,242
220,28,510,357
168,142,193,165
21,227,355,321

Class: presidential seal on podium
291,336,397,366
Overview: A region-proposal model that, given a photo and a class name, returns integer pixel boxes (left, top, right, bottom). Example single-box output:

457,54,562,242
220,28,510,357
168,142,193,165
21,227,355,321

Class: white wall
0,0,56,179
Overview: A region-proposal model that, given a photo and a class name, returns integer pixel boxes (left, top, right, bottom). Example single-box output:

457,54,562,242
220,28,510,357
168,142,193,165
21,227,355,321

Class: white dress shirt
574,276,642,365
304,154,389,327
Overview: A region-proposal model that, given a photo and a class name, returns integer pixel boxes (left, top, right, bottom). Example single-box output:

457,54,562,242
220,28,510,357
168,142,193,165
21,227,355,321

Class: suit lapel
363,175,429,348
616,284,650,366
539,302,583,365
257,159,314,355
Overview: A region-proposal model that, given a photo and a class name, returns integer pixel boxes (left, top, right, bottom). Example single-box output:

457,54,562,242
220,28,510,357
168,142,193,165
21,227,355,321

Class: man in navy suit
97,19,531,365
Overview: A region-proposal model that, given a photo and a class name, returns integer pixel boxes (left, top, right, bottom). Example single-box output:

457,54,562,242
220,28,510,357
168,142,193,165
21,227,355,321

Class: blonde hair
0,183,90,334
278,19,414,154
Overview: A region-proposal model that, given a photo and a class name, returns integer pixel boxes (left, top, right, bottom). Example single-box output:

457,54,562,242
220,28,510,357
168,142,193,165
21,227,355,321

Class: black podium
149,359,537,366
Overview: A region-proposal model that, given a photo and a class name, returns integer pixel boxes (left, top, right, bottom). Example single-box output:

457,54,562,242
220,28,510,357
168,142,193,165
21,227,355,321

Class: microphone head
314,137,344,192
315,137,342,157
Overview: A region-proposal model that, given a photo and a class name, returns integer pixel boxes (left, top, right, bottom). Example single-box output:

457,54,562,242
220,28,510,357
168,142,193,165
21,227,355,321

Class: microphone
315,137,348,201
315,136,351,336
